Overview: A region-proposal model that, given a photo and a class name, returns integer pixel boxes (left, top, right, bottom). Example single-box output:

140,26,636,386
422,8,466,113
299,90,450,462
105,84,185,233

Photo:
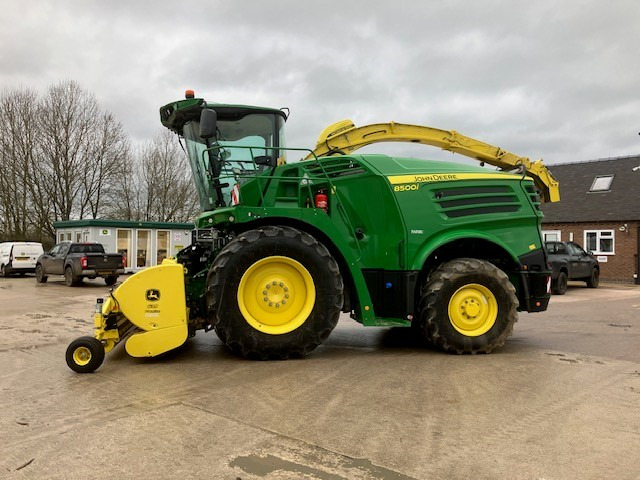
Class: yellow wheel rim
237,256,316,335
448,283,498,337
72,346,92,366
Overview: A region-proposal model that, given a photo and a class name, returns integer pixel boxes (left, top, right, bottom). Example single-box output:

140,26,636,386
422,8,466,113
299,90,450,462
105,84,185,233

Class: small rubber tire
66,336,105,373
35,264,48,283
552,271,568,295
206,226,343,360
586,268,599,288
64,267,80,287
104,276,118,286
414,258,519,354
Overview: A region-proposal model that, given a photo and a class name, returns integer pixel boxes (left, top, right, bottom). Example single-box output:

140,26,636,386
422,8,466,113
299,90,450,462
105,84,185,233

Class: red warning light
185,90,195,99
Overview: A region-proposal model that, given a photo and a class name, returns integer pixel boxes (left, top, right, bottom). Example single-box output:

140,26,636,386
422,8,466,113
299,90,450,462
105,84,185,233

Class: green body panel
194,154,544,326
160,96,546,327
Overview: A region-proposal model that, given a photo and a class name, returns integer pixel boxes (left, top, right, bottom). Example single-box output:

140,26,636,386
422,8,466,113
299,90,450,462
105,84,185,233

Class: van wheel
0,264,7,277
35,264,48,283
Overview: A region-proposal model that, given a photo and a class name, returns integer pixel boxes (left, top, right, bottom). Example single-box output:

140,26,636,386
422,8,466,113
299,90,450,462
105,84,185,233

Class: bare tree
107,129,198,223
80,112,130,218
0,80,195,245
0,87,42,241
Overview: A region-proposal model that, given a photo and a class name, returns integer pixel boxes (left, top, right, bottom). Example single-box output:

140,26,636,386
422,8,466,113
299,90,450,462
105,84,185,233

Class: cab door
568,243,590,278
48,243,69,275
40,245,58,273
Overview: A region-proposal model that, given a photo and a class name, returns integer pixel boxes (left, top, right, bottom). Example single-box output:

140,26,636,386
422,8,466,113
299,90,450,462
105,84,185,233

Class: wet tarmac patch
230,453,415,479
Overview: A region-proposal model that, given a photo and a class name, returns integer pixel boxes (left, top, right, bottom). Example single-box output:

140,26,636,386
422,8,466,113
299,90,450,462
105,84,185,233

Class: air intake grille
434,185,521,218
524,184,541,210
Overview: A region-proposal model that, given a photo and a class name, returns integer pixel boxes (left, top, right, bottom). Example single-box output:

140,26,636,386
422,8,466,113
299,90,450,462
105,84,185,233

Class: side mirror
199,109,217,139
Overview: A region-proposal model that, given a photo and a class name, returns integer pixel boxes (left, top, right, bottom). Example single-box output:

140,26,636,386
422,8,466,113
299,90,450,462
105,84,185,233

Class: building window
589,175,614,192
117,229,133,269
136,230,151,268
58,233,64,243
542,230,561,241
156,230,170,265
65,232,72,241
584,230,614,254
75,231,82,242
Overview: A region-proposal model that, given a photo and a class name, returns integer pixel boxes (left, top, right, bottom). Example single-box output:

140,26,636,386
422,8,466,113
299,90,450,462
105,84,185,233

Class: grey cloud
1,0,639,165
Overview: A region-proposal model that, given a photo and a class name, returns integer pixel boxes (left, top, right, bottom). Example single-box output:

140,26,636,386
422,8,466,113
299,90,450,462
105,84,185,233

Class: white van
0,242,44,277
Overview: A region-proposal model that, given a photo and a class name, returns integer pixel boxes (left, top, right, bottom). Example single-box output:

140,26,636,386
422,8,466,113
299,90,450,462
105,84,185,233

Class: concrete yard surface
1,276,639,479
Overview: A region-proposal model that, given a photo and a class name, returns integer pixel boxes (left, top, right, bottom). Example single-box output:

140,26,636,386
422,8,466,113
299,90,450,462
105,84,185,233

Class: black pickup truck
544,241,600,294
35,242,125,287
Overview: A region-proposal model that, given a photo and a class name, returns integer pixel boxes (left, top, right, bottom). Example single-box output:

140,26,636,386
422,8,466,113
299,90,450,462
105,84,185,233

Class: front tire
0,264,7,277
35,264,48,283
415,258,518,354
552,271,568,295
66,336,105,373
206,226,343,360
586,268,599,288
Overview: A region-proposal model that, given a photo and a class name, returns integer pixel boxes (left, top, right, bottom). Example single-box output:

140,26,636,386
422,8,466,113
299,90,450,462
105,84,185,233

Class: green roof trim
53,219,194,230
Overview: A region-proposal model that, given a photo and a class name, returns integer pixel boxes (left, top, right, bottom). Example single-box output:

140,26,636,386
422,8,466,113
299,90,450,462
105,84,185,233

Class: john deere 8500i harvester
66,91,557,372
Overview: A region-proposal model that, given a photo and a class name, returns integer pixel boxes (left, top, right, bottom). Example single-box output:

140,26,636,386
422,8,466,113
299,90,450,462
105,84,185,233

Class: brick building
540,155,640,284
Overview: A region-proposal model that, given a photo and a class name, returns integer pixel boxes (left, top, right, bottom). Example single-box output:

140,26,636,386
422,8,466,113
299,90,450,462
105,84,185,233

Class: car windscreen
69,244,105,254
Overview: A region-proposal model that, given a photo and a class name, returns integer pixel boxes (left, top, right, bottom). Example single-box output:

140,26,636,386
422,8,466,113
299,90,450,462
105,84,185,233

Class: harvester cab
161,93,288,211
66,91,556,373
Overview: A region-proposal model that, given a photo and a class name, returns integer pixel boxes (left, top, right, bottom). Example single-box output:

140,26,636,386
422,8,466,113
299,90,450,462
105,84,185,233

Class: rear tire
414,258,518,354
104,276,118,286
586,268,599,288
35,264,48,283
64,267,80,287
552,271,568,295
206,226,343,360
66,336,105,373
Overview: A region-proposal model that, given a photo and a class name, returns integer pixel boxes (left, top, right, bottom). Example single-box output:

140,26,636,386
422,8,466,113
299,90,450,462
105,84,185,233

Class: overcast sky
1,0,639,164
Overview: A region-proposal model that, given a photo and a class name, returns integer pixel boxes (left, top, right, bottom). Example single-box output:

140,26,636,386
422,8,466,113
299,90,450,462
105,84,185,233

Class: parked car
35,242,125,287
544,241,600,294
0,242,44,277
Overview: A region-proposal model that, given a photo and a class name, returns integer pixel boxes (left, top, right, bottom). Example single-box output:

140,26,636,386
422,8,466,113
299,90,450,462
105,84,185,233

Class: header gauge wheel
66,336,105,373
206,226,343,360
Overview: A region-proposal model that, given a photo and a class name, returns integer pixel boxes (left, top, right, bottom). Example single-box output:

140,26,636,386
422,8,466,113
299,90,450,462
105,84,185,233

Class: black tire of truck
35,264,48,283
414,258,519,354
552,271,568,295
206,226,344,360
586,268,599,288
104,276,118,286
64,267,81,287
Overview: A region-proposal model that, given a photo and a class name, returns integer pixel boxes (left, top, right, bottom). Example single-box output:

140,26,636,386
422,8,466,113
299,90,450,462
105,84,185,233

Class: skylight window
589,175,614,192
